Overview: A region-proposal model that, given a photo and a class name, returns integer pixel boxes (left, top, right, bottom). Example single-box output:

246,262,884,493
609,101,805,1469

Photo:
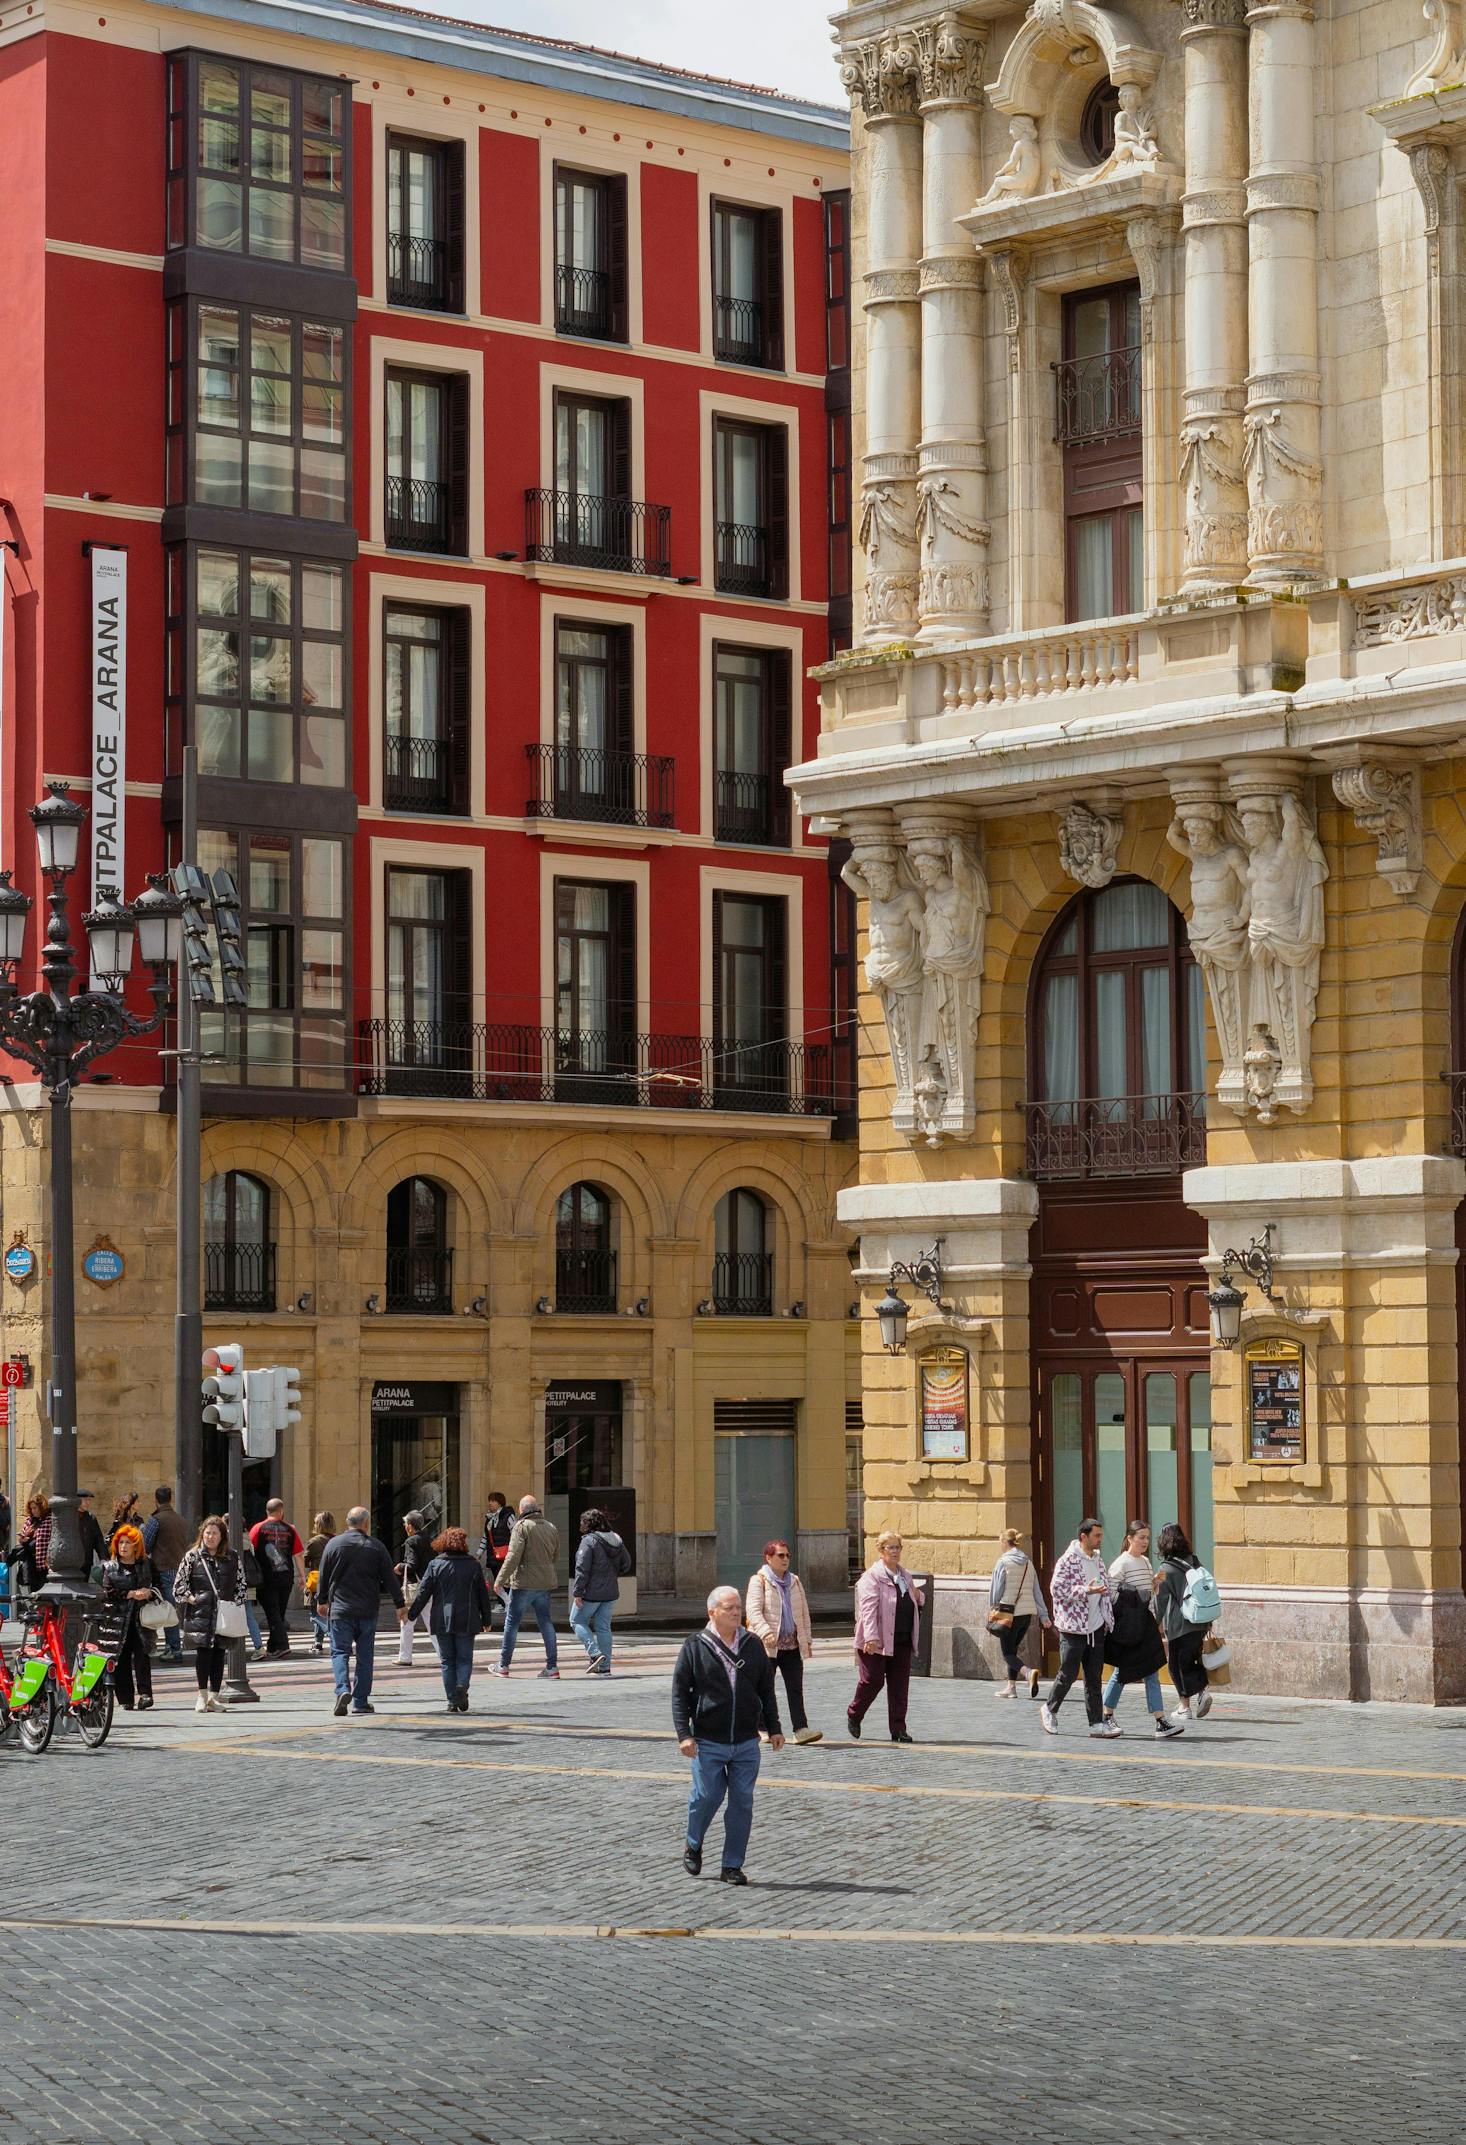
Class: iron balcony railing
385,734,457,815
358,1020,846,1115
554,262,614,339
203,1240,276,1313
387,230,457,311
525,743,675,829
711,1249,773,1316
386,474,458,555
1446,1071,1466,1156
713,768,787,847
713,293,766,365
715,520,780,598
1023,1092,1207,1181
555,1246,618,1313
385,1245,454,1314
524,489,672,577
1053,344,1142,447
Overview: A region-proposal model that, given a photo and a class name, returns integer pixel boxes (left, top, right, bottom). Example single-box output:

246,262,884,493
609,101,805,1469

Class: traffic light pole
220,1425,257,1705
174,743,203,1532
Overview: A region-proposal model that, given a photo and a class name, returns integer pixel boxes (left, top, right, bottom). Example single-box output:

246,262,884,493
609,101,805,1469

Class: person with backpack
248,1498,304,1657
988,1526,1051,1700
1153,1521,1219,1721
1102,1520,1184,1739
1040,1517,1118,1738
570,1506,632,1675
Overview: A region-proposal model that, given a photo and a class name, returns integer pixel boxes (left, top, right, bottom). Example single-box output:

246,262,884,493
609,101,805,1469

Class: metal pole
41,1072,84,1592
220,1426,257,1704
174,743,202,1532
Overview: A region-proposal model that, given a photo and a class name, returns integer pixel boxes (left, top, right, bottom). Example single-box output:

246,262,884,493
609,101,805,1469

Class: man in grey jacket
492,1495,561,1679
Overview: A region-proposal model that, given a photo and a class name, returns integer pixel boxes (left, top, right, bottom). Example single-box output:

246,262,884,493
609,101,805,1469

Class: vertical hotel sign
90,547,127,982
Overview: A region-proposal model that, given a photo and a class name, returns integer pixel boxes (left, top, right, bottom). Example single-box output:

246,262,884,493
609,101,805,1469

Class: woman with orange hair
408,1526,495,1713
97,1523,158,1710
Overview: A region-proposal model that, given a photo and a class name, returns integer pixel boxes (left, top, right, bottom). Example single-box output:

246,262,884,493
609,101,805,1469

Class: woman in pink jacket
847,1528,925,1744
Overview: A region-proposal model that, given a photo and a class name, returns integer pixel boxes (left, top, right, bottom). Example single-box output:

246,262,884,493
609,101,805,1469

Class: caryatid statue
1167,783,1250,1111
906,826,989,1144
1236,782,1328,1117
841,830,927,1130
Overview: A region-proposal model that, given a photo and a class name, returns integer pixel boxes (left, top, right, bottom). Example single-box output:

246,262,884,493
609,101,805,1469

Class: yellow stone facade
0,1101,861,1598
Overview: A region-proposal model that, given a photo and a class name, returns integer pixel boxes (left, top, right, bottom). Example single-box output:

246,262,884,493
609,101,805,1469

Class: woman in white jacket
745,1540,822,1744
988,1527,1051,1699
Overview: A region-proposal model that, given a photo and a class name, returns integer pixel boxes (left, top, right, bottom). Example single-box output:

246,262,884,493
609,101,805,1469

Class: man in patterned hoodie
1040,1518,1119,1740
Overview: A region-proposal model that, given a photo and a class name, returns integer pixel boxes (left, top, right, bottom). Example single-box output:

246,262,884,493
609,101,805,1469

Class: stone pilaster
1243,0,1324,585
914,10,989,641
1179,0,1249,590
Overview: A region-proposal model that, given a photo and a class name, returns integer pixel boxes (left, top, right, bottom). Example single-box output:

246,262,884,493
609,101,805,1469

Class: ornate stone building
797,0,1466,1697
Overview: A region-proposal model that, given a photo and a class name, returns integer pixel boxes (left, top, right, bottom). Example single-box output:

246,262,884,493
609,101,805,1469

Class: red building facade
0,0,858,1595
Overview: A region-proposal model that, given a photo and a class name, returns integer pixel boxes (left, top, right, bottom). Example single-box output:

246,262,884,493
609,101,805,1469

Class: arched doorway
1027,878,1214,1567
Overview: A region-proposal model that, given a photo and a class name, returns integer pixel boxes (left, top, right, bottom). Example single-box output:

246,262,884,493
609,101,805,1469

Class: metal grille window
554,167,627,340
712,1188,772,1314
713,645,791,847
386,1176,452,1313
1055,283,1143,621
175,547,347,789
711,199,783,368
203,1170,276,1311
713,892,788,1104
713,419,789,599
193,828,349,1093
384,605,470,814
386,134,465,311
555,1182,618,1312
167,52,349,271
168,301,349,523
386,368,469,554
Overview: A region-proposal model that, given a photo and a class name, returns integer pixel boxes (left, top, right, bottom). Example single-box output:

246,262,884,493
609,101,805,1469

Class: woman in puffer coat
570,1508,632,1676
95,1523,157,1710
171,1515,246,1714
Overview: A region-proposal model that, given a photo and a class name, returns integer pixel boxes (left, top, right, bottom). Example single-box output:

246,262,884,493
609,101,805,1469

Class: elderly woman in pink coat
847,1528,925,1744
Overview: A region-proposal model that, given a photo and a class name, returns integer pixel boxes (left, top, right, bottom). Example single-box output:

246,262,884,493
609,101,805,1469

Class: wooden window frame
167,48,351,275
1060,281,1142,622
712,418,790,600
383,603,471,816
385,132,466,313
710,198,784,369
553,166,629,342
168,298,351,528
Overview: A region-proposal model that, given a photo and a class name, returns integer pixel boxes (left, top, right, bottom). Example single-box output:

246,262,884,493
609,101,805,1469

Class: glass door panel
1189,1369,1214,1565
1049,1370,1084,1556
1144,1371,1179,1540
1094,1370,1128,1546
714,1433,795,1589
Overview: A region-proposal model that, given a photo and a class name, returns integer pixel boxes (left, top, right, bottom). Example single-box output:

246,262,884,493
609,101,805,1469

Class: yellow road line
3,1912,1461,1952
176,1738,1466,1832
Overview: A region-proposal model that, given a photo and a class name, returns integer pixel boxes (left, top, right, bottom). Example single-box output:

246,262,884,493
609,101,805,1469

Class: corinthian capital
914,11,987,107
841,31,921,118
1181,0,1246,27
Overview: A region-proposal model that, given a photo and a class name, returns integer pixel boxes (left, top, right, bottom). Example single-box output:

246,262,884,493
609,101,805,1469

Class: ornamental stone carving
984,245,1028,369
980,117,1041,205
1179,419,1248,579
1330,761,1423,897
1167,776,1252,1112
1231,762,1328,1122
920,561,991,620
1405,0,1466,95
1182,0,1246,25
1058,800,1122,889
841,809,989,1146
841,33,921,119
916,475,990,548
914,11,987,106
1353,572,1466,645
1244,406,1324,577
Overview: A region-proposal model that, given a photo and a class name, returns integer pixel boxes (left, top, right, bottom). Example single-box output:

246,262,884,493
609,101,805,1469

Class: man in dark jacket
76,1492,106,1575
396,1509,441,1667
480,1492,514,1628
571,1510,632,1676
672,1584,783,1886
316,1508,407,1718
142,1487,189,1663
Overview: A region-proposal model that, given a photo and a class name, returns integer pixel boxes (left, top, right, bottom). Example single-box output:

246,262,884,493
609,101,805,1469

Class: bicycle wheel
72,1683,114,1749
17,1683,56,1753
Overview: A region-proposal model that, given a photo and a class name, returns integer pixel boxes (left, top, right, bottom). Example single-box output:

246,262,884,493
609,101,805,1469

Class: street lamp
0,784,177,1605
874,1239,946,1354
1207,1226,1277,1351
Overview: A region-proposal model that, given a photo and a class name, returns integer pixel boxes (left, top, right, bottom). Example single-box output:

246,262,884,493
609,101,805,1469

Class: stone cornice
960,167,1182,249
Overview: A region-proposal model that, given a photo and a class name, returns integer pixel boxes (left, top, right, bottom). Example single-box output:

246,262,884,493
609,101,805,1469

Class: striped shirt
1109,1550,1155,1594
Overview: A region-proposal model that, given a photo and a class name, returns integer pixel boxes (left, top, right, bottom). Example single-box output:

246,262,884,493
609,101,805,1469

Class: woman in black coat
170,1515,246,1714
96,1524,157,1710
409,1527,494,1713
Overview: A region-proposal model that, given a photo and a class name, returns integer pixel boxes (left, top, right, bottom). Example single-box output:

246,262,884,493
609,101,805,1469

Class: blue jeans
686,1737,762,1871
330,1614,378,1707
1103,1667,1164,1715
570,1596,614,1667
439,1630,475,1699
499,1588,557,1670
308,1607,329,1647
245,1600,263,1652
156,1568,184,1658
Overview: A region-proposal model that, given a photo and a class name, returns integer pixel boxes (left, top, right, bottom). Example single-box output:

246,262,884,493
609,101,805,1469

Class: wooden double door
1032,1181,1214,1572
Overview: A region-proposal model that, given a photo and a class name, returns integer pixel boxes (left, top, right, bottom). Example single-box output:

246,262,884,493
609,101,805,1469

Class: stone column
1179,0,1249,590
843,30,924,644
914,10,989,641
1243,0,1323,585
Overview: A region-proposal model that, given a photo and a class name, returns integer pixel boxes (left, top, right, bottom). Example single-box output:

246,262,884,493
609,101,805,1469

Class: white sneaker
793,1726,823,1744
205,1693,222,1712
1039,1703,1057,1735
1101,1718,1123,1738
993,1682,1017,1700
1170,1704,1193,1723
194,1693,209,1714
1195,1689,1214,1718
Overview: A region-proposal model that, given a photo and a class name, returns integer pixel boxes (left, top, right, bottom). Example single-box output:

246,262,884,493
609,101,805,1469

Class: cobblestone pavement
4,1631,1463,2145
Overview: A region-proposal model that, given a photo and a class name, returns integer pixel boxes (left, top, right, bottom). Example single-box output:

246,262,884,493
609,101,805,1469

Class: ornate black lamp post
0,784,182,1603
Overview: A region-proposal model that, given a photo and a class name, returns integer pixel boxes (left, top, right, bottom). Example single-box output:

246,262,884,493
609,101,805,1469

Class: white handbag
203,1556,249,1639
139,1593,179,1632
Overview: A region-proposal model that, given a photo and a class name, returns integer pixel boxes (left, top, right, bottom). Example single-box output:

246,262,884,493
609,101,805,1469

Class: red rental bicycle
0,1610,58,1752
9,1598,114,1751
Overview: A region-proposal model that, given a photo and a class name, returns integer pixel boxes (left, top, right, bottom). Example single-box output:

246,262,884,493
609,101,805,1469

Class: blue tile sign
4,1239,34,1284
82,1237,125,1287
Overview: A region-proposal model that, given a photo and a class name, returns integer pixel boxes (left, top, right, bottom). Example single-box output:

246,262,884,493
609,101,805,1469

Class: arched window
203,1170,274,1310
713,1188,772,1315
1027,878,1205,1178
555,1182,617,1313
386,1176,451,1312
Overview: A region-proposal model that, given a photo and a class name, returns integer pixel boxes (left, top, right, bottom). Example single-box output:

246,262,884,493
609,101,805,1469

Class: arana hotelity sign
90,545,127,988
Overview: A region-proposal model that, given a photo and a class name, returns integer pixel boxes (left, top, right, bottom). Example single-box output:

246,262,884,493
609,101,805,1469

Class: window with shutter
711,201,783,368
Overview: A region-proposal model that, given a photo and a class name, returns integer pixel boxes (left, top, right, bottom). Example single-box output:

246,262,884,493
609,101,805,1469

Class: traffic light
172,863,216,1008
244,1367,277,1460
202,1342,245,1435
274,1364,302,1437
210,867,249,1011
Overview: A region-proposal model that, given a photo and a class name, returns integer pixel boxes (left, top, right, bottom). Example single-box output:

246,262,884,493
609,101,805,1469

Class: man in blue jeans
492,1495,562,1679
315,1508,406,1717
672,1584,784,1886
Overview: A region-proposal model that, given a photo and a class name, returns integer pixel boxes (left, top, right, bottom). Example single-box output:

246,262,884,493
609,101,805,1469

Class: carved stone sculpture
1405,0,1466,95
906,824,989,1145
1234,776,1328,1118
1167,783,1251,1110
1058,800,1122,889
980,116,1041,205
1330,760,1423,897
841,831,927,1130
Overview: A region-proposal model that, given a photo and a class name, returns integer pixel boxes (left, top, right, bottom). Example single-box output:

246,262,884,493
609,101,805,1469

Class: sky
384,0,845,105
